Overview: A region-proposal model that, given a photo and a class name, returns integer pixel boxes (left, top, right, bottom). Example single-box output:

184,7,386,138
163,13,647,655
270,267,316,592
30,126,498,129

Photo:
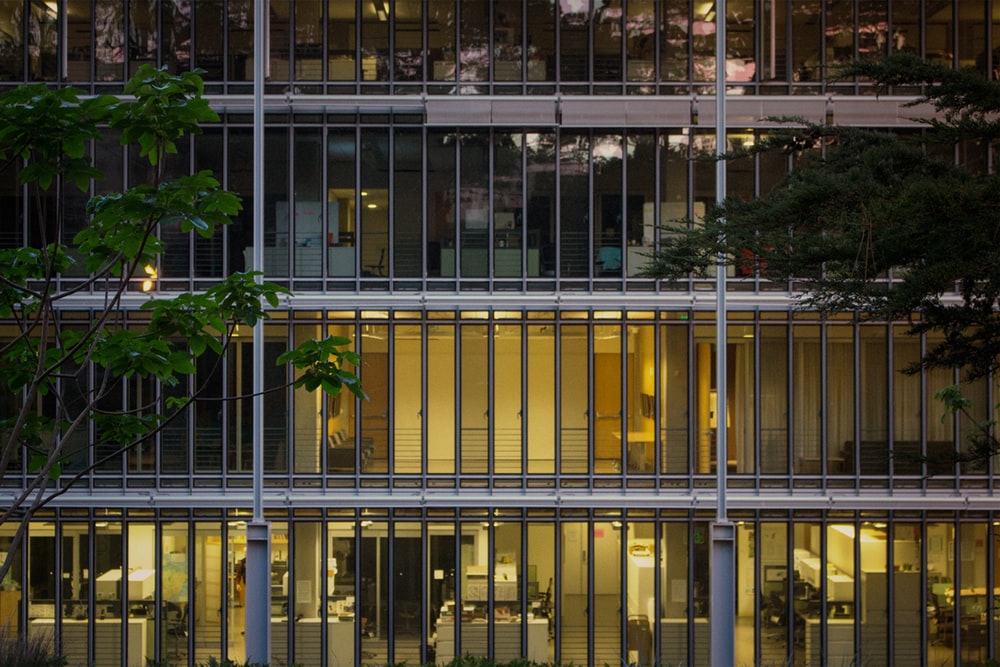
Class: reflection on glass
394,0,423,81
494,132,524,278
360,129,389,277
826,326,854,474
293,129,324,278
459,0,489,84
394,129,422,277
459,132,490,278
428,130,457,278
593,134,623,278
560,134,589,278
793,325,822,475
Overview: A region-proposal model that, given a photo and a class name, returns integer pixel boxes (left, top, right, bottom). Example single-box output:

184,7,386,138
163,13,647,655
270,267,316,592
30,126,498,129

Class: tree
0,66,364,581
642,53,1000,464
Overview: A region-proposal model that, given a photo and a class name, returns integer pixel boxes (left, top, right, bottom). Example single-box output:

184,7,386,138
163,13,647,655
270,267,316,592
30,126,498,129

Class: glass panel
760,324,788,474
894,524,924,663
827,325,855,475
691,0,715,82
659,131,690,248
194,349,223,473
958,0,985,72
229,0,254,81
959,375,988,476
194,0,224,79
294,0,323,81
161,523,190,665
193,522,223,663
129,0,157,74
429,521,457,661
593,521,622,663
326,323,358,474
27,525,57,655
493,0,524,82
626,521,654,666
360,0,389,81
194,129,224,277
526,0,555,81
594,0,622,82
825,0,854,68
428,0,456,82
559,133,589,278
294,323,324,474
269,0,291,80
527,522,555,656
559,0,589,82
660,0,689,82
359,521,387,661
327,128,357,278
891,0,920,59
729,325,755,476
627,323,654,474
925,3,960,66
360,128,389,277
494,131,523,278
626,0,654,83
125,523,156,658
927,522,955,665
560,324,588,474
94,522,124,665
792,523,821,655
428,130,457,278
293,128,324,278
593,134,623,278
126,376,156,473
459,0,489,83
360,323,389,474
225,128,252,274
527,323,555,473
594,324,623,473
858,1,889,62
625,131,655,277
327,523,357,665
790,0,821,84
758,522,790,663
660,323,689,474
393,522,421,663
690,522,710,663
0,521,23,632
826,524,856,663
858,522,888,666
558,521,588,663
393,0,422,81
760,0,786,82
459,131,489,278
493,522,524,660
225,340,253,473
693,325,715,474
393,129,422,278
526,133,556,277
859,325,888,476
793,324,822,475
328,0,356,81
161,0,191,74
0,1,23,81
27,0,57,81
727,0,755,83
395,324,426,474
66,1,92,82
290,523,322,665
893,324,922,476
265,128,291,275
61,522,88,639
427,324,455,474
460,324,488,474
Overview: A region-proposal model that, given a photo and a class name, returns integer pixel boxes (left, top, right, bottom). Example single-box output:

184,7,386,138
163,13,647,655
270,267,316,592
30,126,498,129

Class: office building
0,1,997,665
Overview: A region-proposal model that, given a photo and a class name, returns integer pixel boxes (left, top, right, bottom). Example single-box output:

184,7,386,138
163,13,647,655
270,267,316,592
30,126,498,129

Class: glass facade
2,1,1000,666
